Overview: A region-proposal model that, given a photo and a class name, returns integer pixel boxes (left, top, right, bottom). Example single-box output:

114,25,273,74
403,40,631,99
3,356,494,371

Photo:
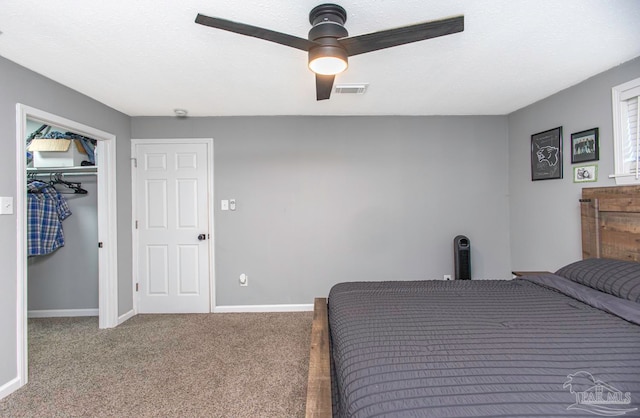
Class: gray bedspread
328,278,640,417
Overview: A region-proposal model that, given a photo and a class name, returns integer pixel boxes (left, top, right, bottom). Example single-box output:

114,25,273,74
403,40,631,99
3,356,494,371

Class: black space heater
454,235,471,280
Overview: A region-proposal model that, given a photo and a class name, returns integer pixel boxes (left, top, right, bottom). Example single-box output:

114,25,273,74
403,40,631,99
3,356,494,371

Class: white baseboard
213,304,314,313
28,308,99,318
0,376,21,401
118,309,136,325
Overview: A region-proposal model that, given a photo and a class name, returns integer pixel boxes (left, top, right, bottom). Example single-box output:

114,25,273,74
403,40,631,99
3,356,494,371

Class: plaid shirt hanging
27,181,72,256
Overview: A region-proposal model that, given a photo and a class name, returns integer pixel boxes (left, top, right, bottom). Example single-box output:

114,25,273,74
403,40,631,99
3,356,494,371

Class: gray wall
132,115,512,306
508,56,640,271
0,55,132,388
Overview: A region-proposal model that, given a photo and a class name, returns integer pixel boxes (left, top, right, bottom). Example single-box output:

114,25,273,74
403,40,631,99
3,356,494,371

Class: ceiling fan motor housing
308,4,349,72
309,4,347,26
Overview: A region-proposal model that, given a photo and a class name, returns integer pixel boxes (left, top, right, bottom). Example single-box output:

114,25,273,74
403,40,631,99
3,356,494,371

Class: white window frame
612,77,640,185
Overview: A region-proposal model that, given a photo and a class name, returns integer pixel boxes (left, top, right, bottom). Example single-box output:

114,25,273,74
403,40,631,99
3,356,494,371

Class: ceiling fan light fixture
308,46,348,75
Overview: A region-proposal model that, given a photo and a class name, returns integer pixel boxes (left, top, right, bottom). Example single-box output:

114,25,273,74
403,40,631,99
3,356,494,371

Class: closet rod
27,166,97,176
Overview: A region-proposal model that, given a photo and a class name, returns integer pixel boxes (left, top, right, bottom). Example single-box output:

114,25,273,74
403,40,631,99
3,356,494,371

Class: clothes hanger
49,173,88,194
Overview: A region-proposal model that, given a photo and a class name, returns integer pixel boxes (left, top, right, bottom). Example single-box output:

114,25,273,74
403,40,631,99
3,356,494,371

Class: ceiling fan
195,4,464,101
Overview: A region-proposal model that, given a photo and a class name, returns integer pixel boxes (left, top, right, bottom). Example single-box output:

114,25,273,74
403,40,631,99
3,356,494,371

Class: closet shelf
27,166,97,175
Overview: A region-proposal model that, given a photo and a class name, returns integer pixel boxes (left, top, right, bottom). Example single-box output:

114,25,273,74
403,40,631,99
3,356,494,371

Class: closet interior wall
26,119,98,315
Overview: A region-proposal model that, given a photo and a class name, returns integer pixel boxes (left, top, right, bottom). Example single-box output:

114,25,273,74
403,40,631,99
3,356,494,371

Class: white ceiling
1,0,639,117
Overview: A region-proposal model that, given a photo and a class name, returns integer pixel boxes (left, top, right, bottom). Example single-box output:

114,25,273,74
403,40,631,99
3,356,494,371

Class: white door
135,142,211,313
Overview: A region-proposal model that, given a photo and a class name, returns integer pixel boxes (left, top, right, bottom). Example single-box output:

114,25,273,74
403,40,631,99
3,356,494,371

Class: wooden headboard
580,185,640,262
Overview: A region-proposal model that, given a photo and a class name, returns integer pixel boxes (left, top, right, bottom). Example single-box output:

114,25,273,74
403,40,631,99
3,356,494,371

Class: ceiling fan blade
195,13,316,52
339,15,464,57
316,74,335,100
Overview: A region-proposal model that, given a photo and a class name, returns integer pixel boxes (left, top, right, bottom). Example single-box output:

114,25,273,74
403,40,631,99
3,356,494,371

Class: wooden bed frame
305,297,331,418
304,185,640,417
580,185,640,261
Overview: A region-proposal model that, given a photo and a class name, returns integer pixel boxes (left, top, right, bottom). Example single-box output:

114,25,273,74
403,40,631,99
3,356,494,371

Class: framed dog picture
573,164,598,183
531,127,563,181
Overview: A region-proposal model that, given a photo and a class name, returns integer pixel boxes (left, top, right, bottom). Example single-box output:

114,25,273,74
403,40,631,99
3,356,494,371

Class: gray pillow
555,258,640,303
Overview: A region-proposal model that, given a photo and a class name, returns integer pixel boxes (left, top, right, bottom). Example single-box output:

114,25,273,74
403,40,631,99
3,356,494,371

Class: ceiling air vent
334,84,368,95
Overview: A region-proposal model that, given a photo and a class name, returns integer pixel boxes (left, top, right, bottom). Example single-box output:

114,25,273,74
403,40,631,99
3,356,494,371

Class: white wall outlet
239,273,248,286
444,275,452,281
229,199,236,211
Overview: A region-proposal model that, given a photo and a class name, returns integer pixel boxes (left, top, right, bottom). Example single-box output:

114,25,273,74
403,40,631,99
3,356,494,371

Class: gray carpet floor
0,312,312,417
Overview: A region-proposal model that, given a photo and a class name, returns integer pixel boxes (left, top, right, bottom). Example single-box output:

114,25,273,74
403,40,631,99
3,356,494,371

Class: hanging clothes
27,180,72,256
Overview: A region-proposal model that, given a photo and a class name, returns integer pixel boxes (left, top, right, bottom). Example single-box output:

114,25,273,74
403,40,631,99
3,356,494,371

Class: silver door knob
197,234,206,241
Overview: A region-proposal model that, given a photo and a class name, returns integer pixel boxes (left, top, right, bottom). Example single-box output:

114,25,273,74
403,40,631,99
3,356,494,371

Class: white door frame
131,138,215,313
15,104,119,388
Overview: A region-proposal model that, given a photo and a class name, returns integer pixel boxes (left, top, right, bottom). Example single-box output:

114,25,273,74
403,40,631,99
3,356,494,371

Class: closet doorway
15,104,119,389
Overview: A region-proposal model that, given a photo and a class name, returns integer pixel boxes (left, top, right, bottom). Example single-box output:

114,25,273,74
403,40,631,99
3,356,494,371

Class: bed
305,186,640,417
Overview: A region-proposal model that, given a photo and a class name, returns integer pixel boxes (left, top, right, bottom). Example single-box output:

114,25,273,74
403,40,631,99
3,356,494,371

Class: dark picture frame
531,126,563,181
571,128,599,163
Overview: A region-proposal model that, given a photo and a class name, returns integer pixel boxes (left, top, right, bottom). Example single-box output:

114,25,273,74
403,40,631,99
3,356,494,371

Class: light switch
221,200,229,211
0,196,13,215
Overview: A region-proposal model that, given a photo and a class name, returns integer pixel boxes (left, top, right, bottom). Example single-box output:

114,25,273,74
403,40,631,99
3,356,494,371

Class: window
612,77,640,185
